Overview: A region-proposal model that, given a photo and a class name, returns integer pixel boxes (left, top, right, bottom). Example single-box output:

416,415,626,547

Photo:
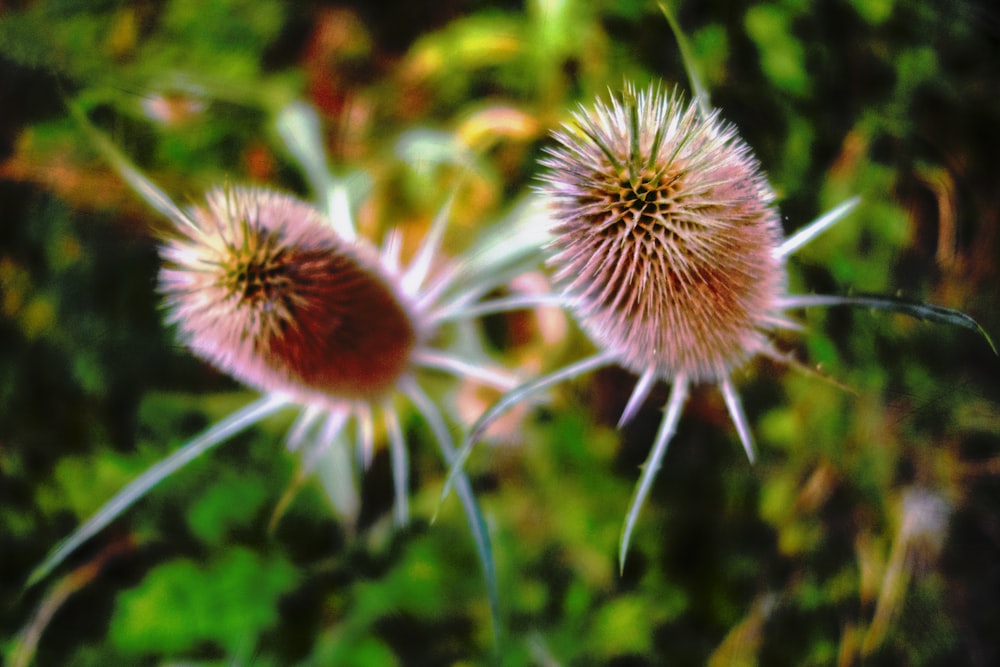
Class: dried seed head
160,186,417,402
540,84,786,383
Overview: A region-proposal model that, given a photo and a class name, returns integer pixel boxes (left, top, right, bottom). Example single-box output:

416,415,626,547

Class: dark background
2,0,999,664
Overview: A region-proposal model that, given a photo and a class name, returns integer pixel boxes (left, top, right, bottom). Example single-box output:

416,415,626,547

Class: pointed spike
27,394,289,587
402,378,501,646
275,101,330,193
778,292,997,355
382,228,404,277
578,121,624,172
314,424,360,528
658,1,711,115
775,197,861,259
268,470,308,535
384,405,410,527
274,101,357,240
429,253,551,317
272,407,329,531
326,182,356,241
404,191,457,295
420,194,551,315
628,91,642,176
68,100,197,231
440,350,617,504
618,368,659,428
356,402,376,469
285,405,323,452
412,349,519,392
620,376,689,573
720,377,756,464
645,112,669,172
759,345,858,396
444,193,550,282
300,410,350,472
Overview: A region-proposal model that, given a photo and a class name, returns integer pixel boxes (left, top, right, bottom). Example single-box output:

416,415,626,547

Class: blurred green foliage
2,0,999,665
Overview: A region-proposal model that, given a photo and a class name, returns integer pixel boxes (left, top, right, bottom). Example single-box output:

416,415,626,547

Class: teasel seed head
160,186,417,403
540,83,786,383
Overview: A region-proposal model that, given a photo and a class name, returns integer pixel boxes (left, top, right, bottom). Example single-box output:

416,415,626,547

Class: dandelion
31,102,552,633
444,82,994,568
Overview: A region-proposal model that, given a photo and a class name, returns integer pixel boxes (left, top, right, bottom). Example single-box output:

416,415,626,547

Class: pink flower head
160,186,417,404
540,83,786,383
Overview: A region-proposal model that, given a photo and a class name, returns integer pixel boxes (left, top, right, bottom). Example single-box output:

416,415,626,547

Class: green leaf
186,474,270,545
745,5,810,96
110,547,298,655
588,595,658,657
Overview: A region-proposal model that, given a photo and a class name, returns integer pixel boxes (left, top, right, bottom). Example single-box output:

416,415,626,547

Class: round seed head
160,186,417,403
540,84,786,383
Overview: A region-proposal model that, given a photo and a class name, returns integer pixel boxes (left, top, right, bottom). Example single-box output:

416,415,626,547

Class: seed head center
224,233,293,308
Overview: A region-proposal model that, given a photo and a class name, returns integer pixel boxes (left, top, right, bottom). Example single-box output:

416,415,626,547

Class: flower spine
160,186,417,403
540,84,786,383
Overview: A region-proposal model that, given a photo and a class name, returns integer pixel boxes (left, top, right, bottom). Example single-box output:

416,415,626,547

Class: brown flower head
540,83,786,383
449,76,989,574
160,186,417,403
38,108,535,613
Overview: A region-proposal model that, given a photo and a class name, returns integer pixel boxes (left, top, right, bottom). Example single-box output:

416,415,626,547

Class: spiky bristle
540,84,785,383
160,186,417,402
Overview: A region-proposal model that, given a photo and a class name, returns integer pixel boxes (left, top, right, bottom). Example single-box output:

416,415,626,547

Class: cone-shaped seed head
540,84,785,383
160,186,417,402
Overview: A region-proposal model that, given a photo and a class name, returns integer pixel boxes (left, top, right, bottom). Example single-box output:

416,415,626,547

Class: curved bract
442,76,994,571
29,100,558,642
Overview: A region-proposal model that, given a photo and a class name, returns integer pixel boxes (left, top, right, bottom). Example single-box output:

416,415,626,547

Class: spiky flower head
160,186,417,404
540,83,785,383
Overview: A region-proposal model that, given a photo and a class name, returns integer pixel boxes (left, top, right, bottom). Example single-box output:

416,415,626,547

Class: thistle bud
540,84,785,383
160,186,417,404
